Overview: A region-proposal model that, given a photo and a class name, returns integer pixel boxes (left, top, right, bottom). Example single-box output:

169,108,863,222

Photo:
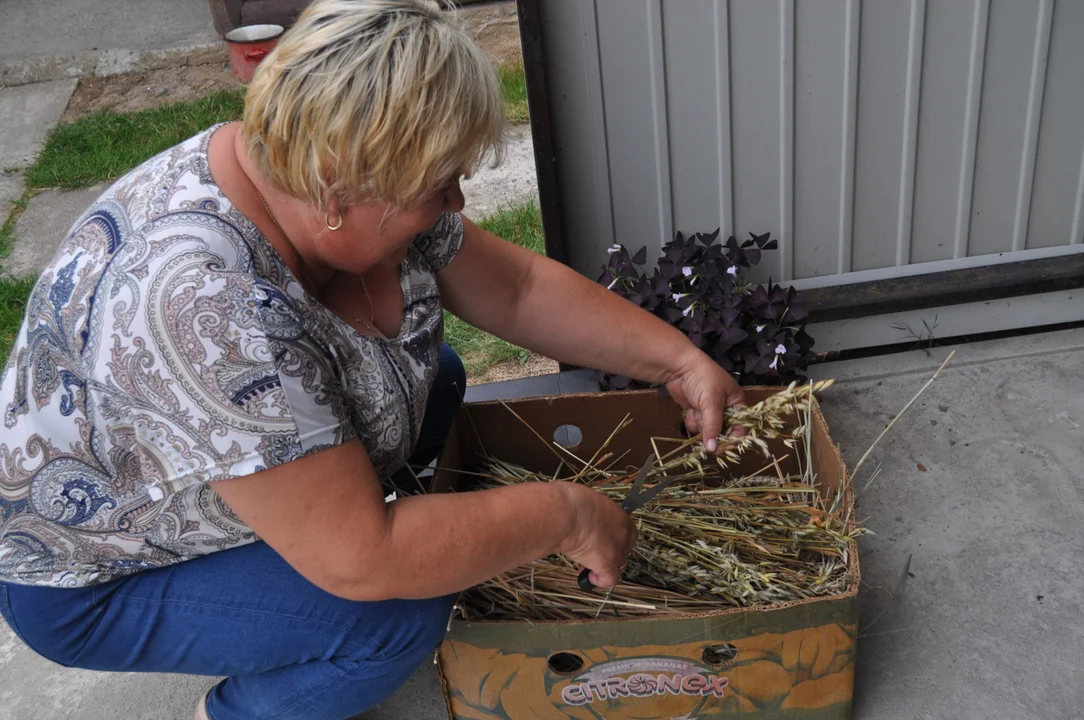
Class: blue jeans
0,345,467,720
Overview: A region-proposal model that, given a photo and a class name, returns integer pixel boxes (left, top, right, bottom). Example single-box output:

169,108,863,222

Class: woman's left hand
664,348,746,453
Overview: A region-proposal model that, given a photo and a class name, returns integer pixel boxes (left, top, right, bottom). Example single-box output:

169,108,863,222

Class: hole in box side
458,392,681,479
553,424,582,448
547,652,585,675
701,643,738,668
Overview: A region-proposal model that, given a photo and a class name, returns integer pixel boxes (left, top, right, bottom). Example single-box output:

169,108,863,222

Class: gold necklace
255,190,380,336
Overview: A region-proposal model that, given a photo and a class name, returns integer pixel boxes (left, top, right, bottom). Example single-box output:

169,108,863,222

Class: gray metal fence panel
537,0,1084,348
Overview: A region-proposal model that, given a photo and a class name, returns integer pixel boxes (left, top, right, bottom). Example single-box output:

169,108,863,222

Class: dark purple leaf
718,326,749,349
596,226,807,387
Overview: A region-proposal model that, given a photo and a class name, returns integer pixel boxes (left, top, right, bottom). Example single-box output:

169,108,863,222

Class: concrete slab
806,332,1084,719
4,184,105,276
0,629,209,720
0,41,227,89
0,0,214,66
0,80,78,170
462,124,539,221
0,174,23,214
0,626,441,720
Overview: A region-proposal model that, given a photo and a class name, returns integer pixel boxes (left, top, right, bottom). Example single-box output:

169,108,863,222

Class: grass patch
445,200,544,377
499,62,529,124
475,200,545,254
0,275,37,361
23,68,528,195
0,191,32,258
25,89,244,191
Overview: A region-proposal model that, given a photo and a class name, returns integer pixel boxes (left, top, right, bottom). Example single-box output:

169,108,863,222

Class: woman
0,1,744,718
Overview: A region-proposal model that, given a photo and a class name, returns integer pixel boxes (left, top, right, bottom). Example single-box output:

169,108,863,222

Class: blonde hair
243,0,505,210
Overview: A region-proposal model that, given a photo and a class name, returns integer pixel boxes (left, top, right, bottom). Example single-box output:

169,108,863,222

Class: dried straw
456,356,952,622
456,380,863,621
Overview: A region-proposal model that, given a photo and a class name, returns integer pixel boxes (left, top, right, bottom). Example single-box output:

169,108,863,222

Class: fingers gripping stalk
577,455,679,592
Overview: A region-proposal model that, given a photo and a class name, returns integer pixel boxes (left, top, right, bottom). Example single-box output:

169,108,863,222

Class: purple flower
672,293,686,302
607,277,619,290
682,304,694,317
607,244,622,254
727,265,738,276
682,266,694,277
769,356,779,371
775,343,787,355
756,325,765,333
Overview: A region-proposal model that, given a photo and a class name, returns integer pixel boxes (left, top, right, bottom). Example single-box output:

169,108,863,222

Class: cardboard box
434,389,858,720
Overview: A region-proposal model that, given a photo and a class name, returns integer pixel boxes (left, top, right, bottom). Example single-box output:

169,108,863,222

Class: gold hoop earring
325,213,343,231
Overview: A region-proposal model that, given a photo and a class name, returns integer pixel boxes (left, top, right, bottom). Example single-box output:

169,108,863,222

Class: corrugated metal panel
539,0,1084,339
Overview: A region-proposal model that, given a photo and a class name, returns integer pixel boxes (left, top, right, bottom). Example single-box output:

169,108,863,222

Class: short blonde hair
243,0,505,210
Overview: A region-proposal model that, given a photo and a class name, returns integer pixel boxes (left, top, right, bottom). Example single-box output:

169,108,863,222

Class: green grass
444,200,544,377
0,276,37,361
23,67,528,195
0,194,29,258
25,89,245,191
499,62,529,124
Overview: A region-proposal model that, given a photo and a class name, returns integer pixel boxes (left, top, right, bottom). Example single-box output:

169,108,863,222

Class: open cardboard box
433,388,858,719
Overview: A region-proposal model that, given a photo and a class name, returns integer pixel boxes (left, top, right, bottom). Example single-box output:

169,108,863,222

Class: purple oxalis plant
598,230,816,389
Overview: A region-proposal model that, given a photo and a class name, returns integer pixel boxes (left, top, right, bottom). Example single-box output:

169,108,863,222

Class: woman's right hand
216,439,642,602
558,483,638,588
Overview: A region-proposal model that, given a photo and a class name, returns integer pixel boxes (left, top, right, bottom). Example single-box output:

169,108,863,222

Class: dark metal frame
802,253,1084,323
516,0,569,265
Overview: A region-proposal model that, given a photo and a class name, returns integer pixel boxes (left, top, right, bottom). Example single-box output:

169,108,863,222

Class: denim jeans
0,345,467,720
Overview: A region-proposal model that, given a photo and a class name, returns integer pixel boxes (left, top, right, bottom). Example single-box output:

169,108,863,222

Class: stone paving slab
461,124,539,221
4,184,105,277
0,79,77,170
807,336,1084,719
0,0,214,66
0,174,23,216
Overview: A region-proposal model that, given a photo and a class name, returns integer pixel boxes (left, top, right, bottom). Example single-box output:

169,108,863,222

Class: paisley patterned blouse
0,127,463,587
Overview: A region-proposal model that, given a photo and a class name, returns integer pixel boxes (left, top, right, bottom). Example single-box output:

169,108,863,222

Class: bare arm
440,217,745,446
212,439,635,601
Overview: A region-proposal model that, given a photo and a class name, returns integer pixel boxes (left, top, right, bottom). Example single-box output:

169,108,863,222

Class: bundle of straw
457,380,864,622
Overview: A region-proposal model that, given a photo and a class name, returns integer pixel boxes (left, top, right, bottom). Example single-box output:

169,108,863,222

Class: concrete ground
0,0,218,85
3,184,104,277
461,125,540,220
810,330,1084,719
3,327,1083,718
0,0,213,63
0,79,78,216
